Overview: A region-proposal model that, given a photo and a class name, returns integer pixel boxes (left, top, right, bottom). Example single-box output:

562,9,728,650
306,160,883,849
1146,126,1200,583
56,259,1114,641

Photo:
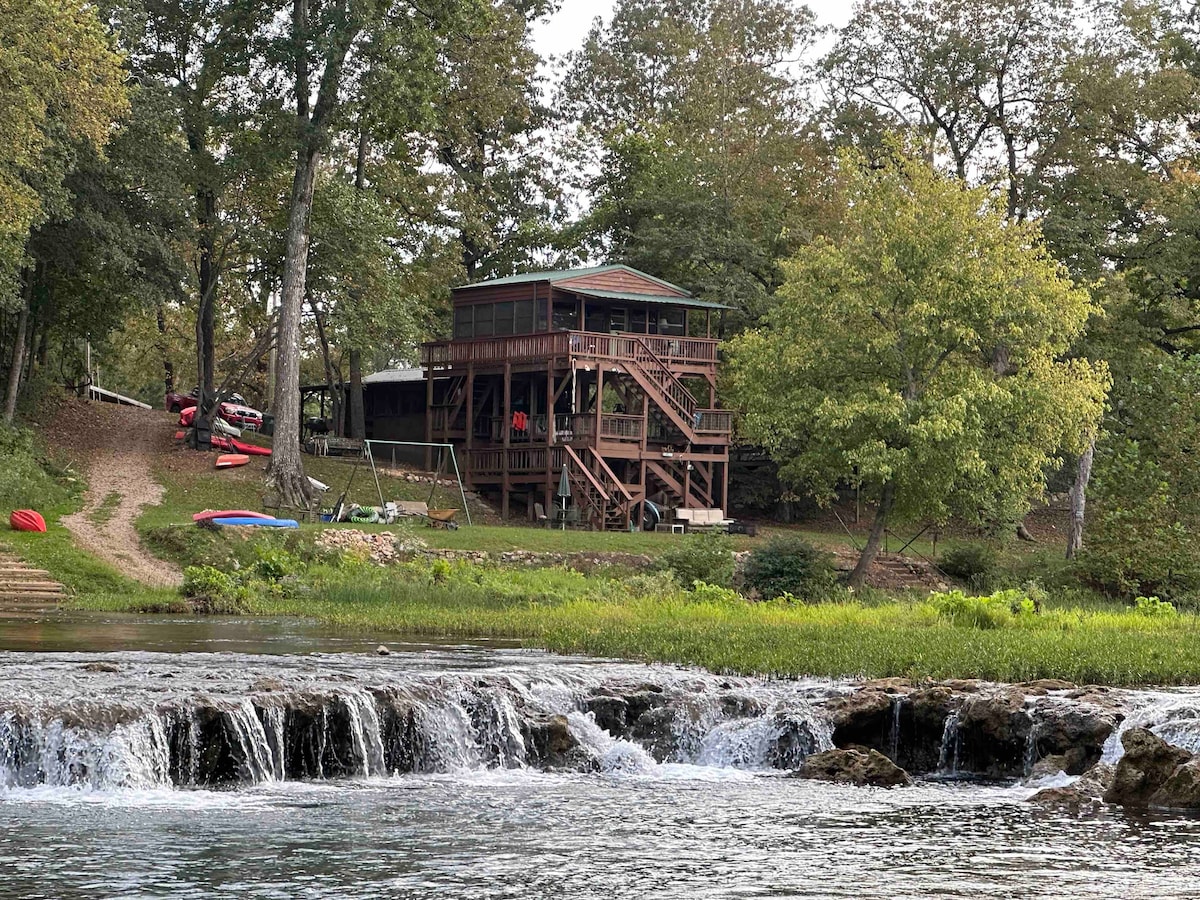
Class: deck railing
422,330,719,368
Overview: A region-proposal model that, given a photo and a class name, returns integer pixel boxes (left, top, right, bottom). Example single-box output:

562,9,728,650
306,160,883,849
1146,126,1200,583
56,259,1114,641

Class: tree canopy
725,152,1110,583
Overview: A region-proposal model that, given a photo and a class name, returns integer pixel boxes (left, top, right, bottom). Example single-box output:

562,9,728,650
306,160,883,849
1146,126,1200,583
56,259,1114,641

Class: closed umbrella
557,465,571,530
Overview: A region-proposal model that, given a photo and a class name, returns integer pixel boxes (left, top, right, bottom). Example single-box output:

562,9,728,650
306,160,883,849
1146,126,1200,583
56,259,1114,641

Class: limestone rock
521,714,594,771
1149,759,1200,809
1029,704,1119,775
797,748,911,788
1104,728,1194,807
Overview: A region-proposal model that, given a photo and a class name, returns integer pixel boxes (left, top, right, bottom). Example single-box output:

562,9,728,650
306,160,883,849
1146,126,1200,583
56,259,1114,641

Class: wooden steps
0,550,65,607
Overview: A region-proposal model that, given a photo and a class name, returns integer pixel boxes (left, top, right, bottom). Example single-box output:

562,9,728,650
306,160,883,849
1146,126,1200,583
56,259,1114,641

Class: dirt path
58,403,182,589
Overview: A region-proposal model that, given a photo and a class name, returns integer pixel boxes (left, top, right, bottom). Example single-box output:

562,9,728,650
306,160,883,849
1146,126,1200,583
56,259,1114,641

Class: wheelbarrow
424,508,459,530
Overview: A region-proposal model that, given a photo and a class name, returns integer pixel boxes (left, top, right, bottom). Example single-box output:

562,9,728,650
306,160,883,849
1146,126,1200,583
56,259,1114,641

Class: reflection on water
0,608,520,655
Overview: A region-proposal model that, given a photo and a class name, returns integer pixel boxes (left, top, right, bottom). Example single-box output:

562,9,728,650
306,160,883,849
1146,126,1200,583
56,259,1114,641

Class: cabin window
536,302,548,332
453,305,473,339
585,303,607,333
495,301,514,336
630,308,647,333
656,308,685,336
474,303,494,337
552,300,576,331
610,307,627,333
514,299,535,334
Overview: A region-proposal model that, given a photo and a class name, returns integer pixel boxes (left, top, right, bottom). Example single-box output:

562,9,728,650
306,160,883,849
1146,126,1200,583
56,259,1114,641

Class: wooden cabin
421,264,732,529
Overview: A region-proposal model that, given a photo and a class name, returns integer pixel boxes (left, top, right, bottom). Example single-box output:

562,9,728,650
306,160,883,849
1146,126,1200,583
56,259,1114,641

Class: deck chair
534,502,549,526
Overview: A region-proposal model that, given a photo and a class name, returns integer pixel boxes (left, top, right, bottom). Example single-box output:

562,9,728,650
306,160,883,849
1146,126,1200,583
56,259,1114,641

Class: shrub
1133,595,1176,618
660,533,735,588
687,581,743,604
181,565,252,613
930,588,1036,629
741,534,837,601
938,544,999,590
0,425,76,512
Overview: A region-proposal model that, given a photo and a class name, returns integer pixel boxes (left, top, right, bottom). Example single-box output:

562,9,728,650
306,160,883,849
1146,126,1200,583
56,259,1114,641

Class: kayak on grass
210,517,299,528
192,510,274,523
214,454,250,469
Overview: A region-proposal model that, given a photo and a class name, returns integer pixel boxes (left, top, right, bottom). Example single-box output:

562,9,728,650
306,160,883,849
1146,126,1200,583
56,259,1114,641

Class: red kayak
192,509,273,523
9,510,47,532
215,454,250,469
211,436,271,456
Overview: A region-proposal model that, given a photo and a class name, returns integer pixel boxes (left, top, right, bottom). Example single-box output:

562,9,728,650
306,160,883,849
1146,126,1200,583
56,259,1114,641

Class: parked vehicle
218,399,263,431
165,387,198,413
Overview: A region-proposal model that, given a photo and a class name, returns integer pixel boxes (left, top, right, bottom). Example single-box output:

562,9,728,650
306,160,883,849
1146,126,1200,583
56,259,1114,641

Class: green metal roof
569,287,731,311
455,264,693,297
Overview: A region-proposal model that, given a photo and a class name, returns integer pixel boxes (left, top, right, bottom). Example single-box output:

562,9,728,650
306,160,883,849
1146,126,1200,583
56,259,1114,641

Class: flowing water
2,612,1200,898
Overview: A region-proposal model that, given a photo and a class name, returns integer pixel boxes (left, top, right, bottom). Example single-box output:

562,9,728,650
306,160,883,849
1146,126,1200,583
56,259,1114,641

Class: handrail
560,445,610,503
584,448,634,503
422,330,719,368
628,336,699,423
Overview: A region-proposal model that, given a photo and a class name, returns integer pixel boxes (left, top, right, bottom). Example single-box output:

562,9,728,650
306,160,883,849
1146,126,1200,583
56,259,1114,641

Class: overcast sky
531,0,855,62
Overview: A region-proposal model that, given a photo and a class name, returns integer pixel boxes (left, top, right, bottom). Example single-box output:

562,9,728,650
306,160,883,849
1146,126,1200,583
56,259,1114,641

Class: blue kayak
211,517,299,528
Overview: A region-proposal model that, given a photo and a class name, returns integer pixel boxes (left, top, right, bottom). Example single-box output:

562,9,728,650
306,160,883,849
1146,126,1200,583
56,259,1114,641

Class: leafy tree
561,0,825,327
1082,352,1200,600
0,0,128,422
725,153,1109,586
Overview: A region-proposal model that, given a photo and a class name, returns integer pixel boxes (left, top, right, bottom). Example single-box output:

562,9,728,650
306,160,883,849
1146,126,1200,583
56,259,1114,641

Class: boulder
584,694,628,735
1028,704,1119,776
521,714,594,771
1027,762,1114,810
797,748,911,788
827,690,896,754
955,688,1032,777
1104,728,1194,807
1149,759,1200,809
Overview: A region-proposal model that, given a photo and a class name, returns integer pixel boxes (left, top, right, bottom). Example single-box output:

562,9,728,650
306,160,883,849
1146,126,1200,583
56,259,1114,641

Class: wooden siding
555,270,689,297
451,282,547,306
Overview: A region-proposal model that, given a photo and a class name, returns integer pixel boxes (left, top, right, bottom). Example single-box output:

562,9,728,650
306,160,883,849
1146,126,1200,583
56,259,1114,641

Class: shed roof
455,264,688,296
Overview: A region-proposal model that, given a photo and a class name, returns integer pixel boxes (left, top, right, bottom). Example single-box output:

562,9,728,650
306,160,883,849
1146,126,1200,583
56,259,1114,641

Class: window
630,308,647,333
552,301,576,331
585,304,607,333
536,301,548,332
514,299,534,334
656,307,685,336
474,303,494,337
495,301,514,335
610,307,627,333
453,305,473,339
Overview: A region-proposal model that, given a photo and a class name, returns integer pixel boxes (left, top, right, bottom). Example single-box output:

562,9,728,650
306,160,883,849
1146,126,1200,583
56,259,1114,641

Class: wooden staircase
0,547,65,612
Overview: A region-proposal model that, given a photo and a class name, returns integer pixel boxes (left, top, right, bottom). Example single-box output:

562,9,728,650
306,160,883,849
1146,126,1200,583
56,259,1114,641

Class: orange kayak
214,454,250,469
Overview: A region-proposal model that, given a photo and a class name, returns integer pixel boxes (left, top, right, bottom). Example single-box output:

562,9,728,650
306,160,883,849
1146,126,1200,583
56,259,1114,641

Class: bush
938,544,999,591
181,565,252,613
930,588,1036,629
660,533,735,588
742,534,837,601
1133,595,1176,618
687,581,743,604
0,425,76,513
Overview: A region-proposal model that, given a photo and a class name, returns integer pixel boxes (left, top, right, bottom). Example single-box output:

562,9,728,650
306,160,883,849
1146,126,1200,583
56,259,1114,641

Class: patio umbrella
557,465,571,530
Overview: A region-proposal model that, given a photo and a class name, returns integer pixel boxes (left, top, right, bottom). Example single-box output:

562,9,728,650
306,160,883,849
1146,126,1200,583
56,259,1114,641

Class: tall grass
236,561,1200,685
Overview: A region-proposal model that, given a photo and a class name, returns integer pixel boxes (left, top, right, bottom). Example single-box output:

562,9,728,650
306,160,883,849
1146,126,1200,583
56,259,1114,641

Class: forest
3,0,1200,600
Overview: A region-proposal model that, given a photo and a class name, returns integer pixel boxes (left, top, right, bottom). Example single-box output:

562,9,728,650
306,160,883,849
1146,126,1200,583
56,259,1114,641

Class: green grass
86,491,122,526
3,498,179,606
212,560,1200,686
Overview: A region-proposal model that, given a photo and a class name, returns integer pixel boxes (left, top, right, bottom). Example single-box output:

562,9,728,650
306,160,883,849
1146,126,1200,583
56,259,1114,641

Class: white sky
531,0,856,62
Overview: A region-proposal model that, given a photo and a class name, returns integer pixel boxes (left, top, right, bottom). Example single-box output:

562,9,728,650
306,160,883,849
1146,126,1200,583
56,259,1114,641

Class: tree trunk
349,347,365,439
157,300,175,395
196,188,217,410
309,293,344,436
267,147,320,507
1065,439,1095,560
848,482,896,589
3,270,33,425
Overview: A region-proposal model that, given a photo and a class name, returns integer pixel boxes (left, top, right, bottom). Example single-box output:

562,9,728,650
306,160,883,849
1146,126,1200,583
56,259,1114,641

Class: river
1,611,1198,898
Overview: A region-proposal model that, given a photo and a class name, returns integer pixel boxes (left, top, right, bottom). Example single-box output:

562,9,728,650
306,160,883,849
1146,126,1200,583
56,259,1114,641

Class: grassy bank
71,553,1200,685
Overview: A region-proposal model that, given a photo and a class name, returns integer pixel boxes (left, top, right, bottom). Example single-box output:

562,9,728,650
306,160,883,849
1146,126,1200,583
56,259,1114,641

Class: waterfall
936,711,961,775
1101,692,1200,763
0,656,841,792
888,695,903,761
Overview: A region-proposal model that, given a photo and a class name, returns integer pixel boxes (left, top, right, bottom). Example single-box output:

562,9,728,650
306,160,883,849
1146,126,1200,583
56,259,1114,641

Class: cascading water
936,710,961,775
0,652,836,792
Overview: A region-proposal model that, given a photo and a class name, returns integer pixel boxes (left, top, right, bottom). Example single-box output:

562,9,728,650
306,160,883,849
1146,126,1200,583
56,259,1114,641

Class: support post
502,360,511,519
424,363,434,470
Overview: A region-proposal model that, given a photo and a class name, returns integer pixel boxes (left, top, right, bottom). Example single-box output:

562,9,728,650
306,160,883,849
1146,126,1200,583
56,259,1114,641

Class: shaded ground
50,399,182,588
